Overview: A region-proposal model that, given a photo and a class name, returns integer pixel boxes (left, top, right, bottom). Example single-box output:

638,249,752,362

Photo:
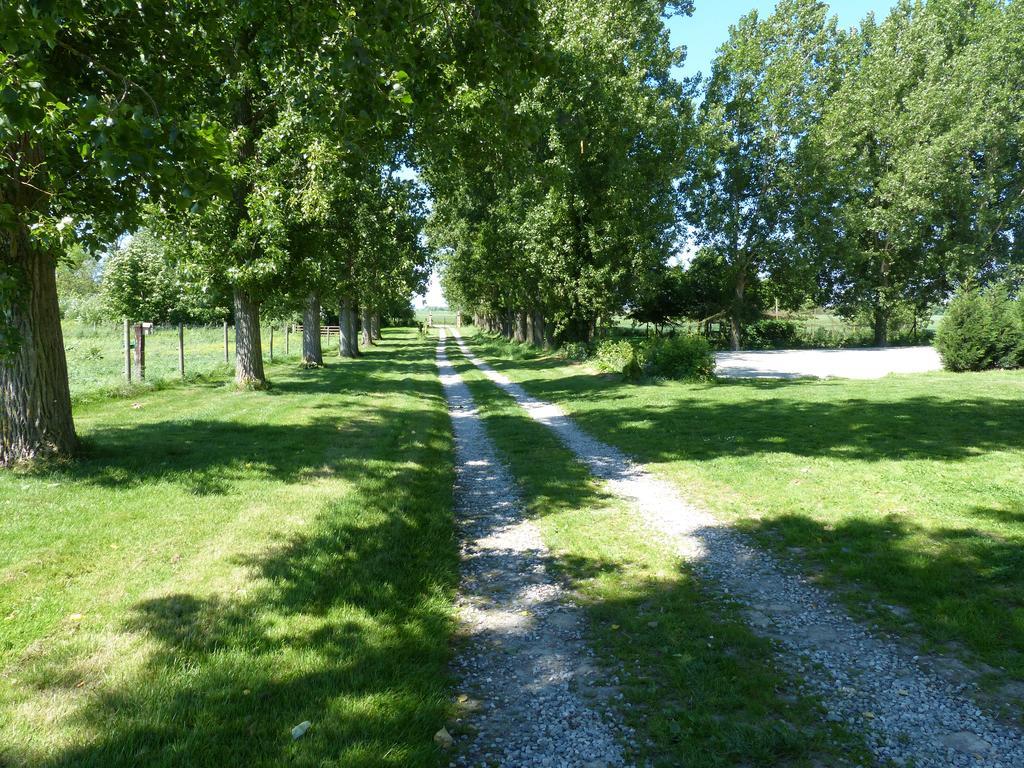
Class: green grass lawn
63,321,303,400
445,338,868,767
461,329,1024,687
0,329,457,767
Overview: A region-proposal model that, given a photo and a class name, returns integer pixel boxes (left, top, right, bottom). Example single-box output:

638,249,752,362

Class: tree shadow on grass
504,369,1024,463
734,510,1024,706
33,467,457,768
48,335,446,495
5,332,460,768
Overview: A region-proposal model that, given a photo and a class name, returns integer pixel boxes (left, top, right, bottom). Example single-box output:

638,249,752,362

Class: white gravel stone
449,328,1024,768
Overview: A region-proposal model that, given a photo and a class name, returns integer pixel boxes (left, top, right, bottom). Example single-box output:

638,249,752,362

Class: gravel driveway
450,328,1024,768
715,346,942,379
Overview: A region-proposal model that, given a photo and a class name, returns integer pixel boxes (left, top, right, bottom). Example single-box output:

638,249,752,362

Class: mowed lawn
0,329,457,768
464,331,1024,683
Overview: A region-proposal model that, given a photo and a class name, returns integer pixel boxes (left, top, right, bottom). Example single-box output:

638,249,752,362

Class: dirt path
437,330,629,767
449,328,1024,768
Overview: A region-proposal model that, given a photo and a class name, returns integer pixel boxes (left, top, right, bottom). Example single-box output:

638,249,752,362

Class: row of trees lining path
3,0,1023,466
437,0,1023,350
1,0,534,466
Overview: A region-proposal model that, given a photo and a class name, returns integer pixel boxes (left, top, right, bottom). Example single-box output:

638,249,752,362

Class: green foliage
559,341,593,362
429,0,689,341
743,319,801,350
593,339,641,379
810,0,1024,333
641,335,715,380
686,0,845,343
936,285,1023,372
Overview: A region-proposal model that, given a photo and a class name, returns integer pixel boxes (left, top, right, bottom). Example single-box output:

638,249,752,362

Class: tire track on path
448,327,1024,768
437,329,629,768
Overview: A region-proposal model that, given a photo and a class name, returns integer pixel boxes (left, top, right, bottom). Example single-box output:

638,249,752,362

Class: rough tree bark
371,313,381,340
0,225,76,466
873,305,889,348
514,311,528,344
302,293,323,367
339,298,359,358
361,307,373,346
233,288,266,387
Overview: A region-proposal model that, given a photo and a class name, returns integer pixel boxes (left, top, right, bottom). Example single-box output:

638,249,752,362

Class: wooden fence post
285,324,290,356
123,319,132,383
134,323,146,380
178,323,185,378
223,320,229,363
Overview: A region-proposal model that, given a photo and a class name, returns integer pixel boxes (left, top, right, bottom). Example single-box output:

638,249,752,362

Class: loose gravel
437,330,630,768
449,328,1024,768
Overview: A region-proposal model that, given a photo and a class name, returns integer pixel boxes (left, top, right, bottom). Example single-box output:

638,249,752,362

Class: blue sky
667,0,896,79
418,0,898,306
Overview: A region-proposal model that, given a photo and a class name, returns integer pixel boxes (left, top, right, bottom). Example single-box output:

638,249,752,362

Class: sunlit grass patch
0,329,457,768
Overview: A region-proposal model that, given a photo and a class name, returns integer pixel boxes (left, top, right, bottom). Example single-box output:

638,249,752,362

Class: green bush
936,285,1023,371
641,335,716,380
593,339,641,378
560,341,593,361
745,319,801,349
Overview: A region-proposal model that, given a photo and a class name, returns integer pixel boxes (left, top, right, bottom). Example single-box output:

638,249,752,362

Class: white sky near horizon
413,0,896,308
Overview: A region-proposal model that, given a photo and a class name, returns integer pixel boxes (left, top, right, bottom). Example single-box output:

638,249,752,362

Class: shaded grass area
446,337,868,767
462,329,1024,686
0,330,456,767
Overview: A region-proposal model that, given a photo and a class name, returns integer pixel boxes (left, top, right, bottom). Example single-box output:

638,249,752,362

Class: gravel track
449,328,1024,768
437,330,629,768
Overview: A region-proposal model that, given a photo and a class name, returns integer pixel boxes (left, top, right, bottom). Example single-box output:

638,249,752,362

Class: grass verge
461,329,1024,693
446,336,868,767
1,329,456,768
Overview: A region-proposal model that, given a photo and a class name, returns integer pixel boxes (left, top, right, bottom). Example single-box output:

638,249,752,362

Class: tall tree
0,2,215,465
807,0,1015,345
685,0,845,349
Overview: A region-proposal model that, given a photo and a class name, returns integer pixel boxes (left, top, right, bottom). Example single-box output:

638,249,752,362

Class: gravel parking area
715,346,942,379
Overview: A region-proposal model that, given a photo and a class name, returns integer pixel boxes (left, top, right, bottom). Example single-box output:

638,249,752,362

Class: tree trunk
302,293,323,367
361,307,373,346
873,304,889,348
339,298,359,358
534,310,549,347
514,311,527,343
233,287,266,387
729,272,747,351
0,227,76,466
371,313,381,340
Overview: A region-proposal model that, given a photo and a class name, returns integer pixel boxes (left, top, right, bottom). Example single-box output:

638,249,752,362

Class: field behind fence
64,321,303,399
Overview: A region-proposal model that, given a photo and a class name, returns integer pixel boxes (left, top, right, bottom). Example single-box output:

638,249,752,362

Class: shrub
936,285,1023,371
560,341,593,361
642,335,715,380
745,319,801,349
593,339,641,378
